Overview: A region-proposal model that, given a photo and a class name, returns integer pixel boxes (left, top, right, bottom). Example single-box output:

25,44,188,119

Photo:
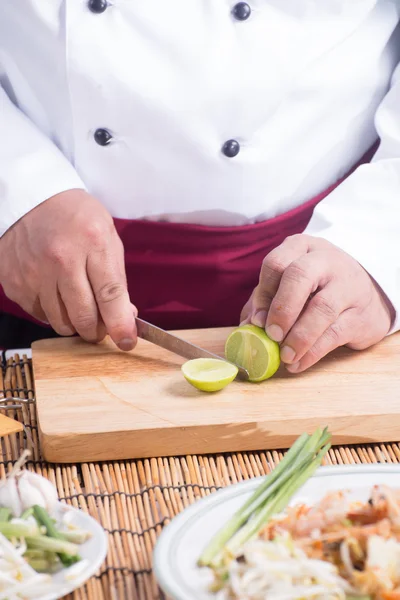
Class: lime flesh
181,358,238,392
225,324,280,382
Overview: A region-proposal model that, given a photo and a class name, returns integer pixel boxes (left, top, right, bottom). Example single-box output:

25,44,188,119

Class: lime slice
181,358,238,393
225,324,280,382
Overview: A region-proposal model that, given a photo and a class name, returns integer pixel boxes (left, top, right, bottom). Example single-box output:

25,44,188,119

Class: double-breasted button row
94,129,242,158
90,2,249,158
88,1,251,20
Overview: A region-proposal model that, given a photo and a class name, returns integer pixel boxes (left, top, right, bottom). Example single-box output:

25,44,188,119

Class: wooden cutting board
32,328,400,463
0,414,23,437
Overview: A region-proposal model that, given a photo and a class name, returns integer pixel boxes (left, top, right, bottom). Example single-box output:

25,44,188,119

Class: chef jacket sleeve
0,86,86,237
304,63,400,334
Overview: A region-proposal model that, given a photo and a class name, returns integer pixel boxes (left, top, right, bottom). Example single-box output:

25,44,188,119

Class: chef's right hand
0,189,137,351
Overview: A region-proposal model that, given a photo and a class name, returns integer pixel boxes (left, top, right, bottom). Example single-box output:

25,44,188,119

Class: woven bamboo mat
1,354,400,599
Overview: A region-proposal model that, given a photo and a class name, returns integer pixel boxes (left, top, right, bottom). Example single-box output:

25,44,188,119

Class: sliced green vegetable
21,507,34,520
33,505,67,540
26,534,79,556
0,507,11,522
32,505,81,566
25,556,61,573
0,520,39,538
24,549,47,558
63,529,92,544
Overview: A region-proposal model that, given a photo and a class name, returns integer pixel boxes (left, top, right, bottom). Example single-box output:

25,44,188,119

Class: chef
0,0,399,373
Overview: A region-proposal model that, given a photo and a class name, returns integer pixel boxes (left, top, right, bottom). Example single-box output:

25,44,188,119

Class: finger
25,296,49,325
88,241,136,351
4,284,49,325
240,291,255,325
265,251,335,343
280,282,345,365
286,311,353,373
117,236,138,340
250,235,310,334
30,298,50,325
39,282,76,336
58,270,106,343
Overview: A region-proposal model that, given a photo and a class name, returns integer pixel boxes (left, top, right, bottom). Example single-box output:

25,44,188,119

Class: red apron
0,146,377,332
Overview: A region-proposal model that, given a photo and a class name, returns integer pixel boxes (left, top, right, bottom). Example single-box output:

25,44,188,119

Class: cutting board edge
39,413,400,464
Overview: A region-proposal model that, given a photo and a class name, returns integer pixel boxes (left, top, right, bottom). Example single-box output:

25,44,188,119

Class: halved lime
181,358,238,393
225,324,280,382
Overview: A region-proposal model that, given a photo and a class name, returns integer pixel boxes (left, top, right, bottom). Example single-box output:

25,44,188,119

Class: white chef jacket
1,0,400,331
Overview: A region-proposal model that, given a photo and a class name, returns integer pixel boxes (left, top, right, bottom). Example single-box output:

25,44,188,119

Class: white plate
154,464,400,600
4,349,31,360
30,502,108,600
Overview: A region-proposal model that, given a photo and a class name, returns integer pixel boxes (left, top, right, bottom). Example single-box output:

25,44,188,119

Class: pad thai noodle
210,485,400,600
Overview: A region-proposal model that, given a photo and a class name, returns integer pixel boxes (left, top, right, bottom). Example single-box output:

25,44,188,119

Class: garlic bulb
0,478,22,518
0,451,58,517
17,475,51,512
21,471,58,513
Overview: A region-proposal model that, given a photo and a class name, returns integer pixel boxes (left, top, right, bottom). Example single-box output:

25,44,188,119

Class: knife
135,317,249,381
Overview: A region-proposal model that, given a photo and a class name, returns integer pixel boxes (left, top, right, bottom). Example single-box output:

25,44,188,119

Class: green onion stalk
33,505,81,567
198,427,331,568
0,507,11,522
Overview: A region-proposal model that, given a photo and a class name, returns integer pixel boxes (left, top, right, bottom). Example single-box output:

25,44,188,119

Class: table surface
1,352,399,600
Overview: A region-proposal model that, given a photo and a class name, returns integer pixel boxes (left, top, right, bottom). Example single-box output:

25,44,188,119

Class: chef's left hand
240,234,394,373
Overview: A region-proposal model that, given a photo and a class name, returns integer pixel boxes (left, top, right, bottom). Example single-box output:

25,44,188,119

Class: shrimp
381,591,400,600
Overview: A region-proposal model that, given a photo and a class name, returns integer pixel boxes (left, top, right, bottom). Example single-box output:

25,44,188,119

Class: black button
222,139,240,158
232,2,251,21
94,128,112,146
88,0,108,14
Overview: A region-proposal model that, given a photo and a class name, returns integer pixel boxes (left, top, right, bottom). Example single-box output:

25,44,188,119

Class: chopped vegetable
26,534,79,557
0,531,53,598
63,529,92,544
0,508,11,522
21,507,34,520
0,520,40,538
0,451,93,597
33,504,81,566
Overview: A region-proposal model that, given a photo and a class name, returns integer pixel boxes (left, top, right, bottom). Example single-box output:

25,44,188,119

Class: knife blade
135,317,249,381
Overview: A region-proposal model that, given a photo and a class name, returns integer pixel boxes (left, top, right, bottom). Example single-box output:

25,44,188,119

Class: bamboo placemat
1,353,400,599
